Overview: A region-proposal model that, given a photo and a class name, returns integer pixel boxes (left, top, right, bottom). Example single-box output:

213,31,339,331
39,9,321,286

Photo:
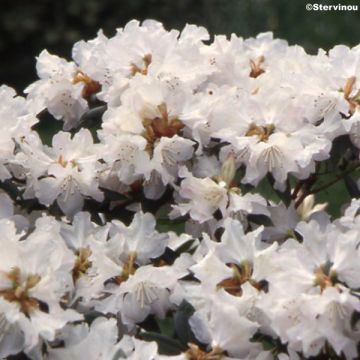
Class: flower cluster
1,19,360,359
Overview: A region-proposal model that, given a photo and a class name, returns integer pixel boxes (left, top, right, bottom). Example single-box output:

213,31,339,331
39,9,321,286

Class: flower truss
1,19,360,360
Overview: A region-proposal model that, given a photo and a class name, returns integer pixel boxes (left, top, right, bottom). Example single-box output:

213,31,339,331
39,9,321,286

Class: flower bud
220,153,236,188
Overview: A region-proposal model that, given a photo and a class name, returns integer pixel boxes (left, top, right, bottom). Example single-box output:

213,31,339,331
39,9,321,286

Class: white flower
59,212,118,305
171,167,268,223
99,133,150,188
0,85,37,180
47,317,123,360
19,129,103,216
0,218,81,353
97,257,189,328
144,135,195,198
259,219,360,358
25,50,94,130
0,192,28,232
170,168,228,223
108,211,168,265
118,335,160,360
189,301,260,358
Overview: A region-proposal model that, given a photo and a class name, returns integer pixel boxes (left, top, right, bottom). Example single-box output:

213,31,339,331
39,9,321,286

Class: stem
293,162,320,208
294,191,309,209
310,164,360,195
292,179,304,199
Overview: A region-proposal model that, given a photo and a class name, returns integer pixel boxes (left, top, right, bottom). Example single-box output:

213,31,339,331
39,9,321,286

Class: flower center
245,123,275,142
113,252,138,285
73,247,93,282
250,56,265,78
217,261,266,296
143,103,184,153
185,343,224,360
342,76,360,114
0,267,41,316
57,154,77,168
314,262,337,292
203,186,226,205
72,70,101,99
130,54,152,76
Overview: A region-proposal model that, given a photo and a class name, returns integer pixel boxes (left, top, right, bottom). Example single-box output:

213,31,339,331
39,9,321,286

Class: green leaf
344,174,360,198
330,135,354,167
315,178,351,219
175,239,196,255
83,310,104,324
247,214,273,227
156,218,186,235
138,332,185,355
267,174,292,206
157,317,175,337
351,310,360,330
250,177,279,203
79,105,107,127
100,187,129,202
32,110,63,146
174,300,197,346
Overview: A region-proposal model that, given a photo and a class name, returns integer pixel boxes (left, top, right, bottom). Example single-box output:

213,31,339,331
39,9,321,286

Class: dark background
1,0,360,93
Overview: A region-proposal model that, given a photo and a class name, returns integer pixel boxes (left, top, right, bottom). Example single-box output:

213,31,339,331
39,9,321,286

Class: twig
310,164,360,195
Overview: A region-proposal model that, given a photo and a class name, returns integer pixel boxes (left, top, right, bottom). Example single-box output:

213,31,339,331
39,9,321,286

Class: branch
310,164,360,195
294,170,319,208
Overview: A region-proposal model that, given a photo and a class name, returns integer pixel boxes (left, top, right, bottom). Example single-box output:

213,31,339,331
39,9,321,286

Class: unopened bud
296,193,327,221
220,153,236,188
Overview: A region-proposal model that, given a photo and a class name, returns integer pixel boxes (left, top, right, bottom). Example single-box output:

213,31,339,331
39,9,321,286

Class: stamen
250,56,265,78
185,343,224,360
72,70,101,98
0,267,41,316
245,123,275,142
113,252,138,285
130,54,153,76
73,247,92,282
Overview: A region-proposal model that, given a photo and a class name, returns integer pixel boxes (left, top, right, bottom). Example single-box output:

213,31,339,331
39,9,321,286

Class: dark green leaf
157,317,175,337
175,239,196,255
79,105,107,127
174,300,197,346
84,310,105,324
156,218,186,235
315,178,351,219
351,310,360,329
138,332,185,355
247,214,273,227
330,135,355,168
344,175,360,198
251,177,280,203
267,174,292,206
100,187,129,202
